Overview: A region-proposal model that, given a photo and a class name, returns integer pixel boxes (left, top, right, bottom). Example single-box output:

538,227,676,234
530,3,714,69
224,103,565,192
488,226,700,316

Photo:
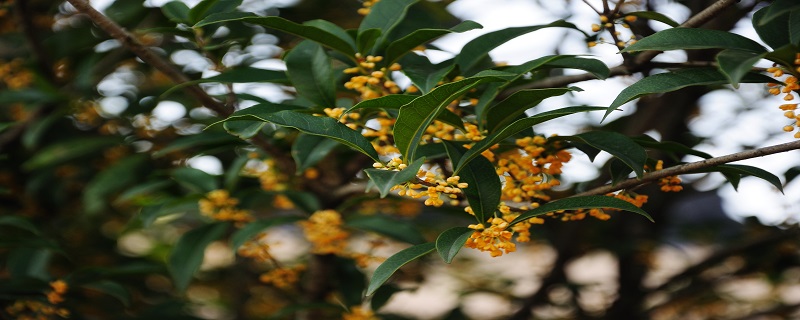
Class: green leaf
7,249,52,280
690,164,784,193
225,155,249,190
153,131,242,158
442,141,500,224
509,195,653,225
84,154,148,214
606,68,777,120
371,284,400,311
556,131,647,178
394,71,511,161
139,199,197,227
455,20,585,74
366,242,435,296
609,158,634,185
358,0,419,52
172,167,219,194
631,135,712,159
189,0,242,24
435,227,473,264
364,158,425,198
163,67,287,97
223,120,265,139
785,166,800,184
0,216,41,235
357,28,382,54
621,28,767,54
346,215,426,244
285,40,336,108
486,88,577,133
543,56,610,80
791,11,800,46
399,53,455,93
625,11,680,27
344,94,418,115
454,106,606,174
753,6,793,50
384,21,483,65
23,137,120,170
757,0,800,25
169,222,230,292
292,133,340,174
83,281,131,307
162,1,191,24
282,191,321,214
304,19,357,51
716,49,767,88
214,110,380,162
230,217,305,250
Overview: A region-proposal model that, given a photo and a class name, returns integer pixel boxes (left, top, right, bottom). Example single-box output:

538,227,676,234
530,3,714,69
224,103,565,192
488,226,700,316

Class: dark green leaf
169,222,230,292
399,53,455,93
282,191,321,214
223,120,265,139
139,199,198,227
357,28,382,54
625,11,680,27
509,195,653,225
442,141,500,224
345,94,418,115
791,11,800,46
0,216,40,235
716,49,766,87
285,40,336,108
456,20,585,74
153,131,242,158
384,21,483,65
189,0,242,24
23,137,120,170
366,242,435,296
455,106,606,174
162,1,191,24
292,133,340,174
631,135,712,159
224,155,249,190
371,284,400,311
543,56,610,80
172,167,219,194
83,281,131,307
346,215,426,244
163,67,287,97
753,6,793,50
364,158,425,198
690,164,784,193
304,19,357,50
757,0,800,25
609,158,634,185
606,68,777,119
230,217,304,250
394,71,512,161
556,131,647,178
7,249,51,280
621,28,767,54
358,0,419,52
84,154,148,214
486,88,577,133
785,166,800,184
435,227,473,263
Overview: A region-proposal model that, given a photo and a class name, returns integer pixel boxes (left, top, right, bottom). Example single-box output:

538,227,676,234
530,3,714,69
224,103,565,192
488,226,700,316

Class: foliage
1,0,800,319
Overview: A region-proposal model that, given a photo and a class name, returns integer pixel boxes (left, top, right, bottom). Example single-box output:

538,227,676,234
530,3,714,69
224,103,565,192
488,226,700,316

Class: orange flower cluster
768,56,800,138
587,14,639,48
237,233,273,263
496,136,571,205
344,54,401,100
343,306,380,320
655,160,683,192
388,168,468,207
0,58,34,89
466,216,516,257
357,0,380,15
5,280,70,319
198,190,253,224
259,265,306,290
299,210,350,254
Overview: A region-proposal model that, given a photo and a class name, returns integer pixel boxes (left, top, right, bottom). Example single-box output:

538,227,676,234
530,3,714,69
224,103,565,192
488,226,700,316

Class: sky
84,0,800,225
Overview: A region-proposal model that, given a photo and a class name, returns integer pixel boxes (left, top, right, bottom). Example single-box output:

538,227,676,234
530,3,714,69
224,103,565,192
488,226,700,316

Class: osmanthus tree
2,0,800,319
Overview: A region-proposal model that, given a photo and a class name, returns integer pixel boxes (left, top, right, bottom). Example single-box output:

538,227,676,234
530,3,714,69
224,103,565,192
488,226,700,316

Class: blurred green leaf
486,88,578,133
625,11,680,27
153,132,243,158
716,49,766,87
292,133,340,174
23,137,120,170
371,284,400,311
752,6,793,50
223,120,265,139
435,227,473,264
169,222,230,292
230,216,304,250
621,28,767,53
442,141,500,224
631,135,712,160
384,21,483,65
285,40,336,108
346,215,426,244
162,1,191,24
543,56,610,80
139,199,198,228
455,106,606,174
282,191,321,214
756,0,800,25
172,167,219,194
83,280,132,307
510,195,653,225
0,216,41,235
364,158,425,198
7,249,51,280
689,164,784,193
359,0,419,52
189,0,242,24
163,67,287,97
366,242,435,296
84,154,149,215
556,131,647,178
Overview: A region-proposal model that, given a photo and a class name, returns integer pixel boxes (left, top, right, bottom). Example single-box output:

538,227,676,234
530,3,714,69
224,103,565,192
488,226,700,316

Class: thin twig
574,139,800,197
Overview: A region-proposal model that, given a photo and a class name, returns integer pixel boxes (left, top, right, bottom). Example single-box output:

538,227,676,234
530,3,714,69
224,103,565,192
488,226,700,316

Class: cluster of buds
767,55,800,138
344,54,402,100
466,216,516,257
322,107,361,130
258,265,307,290
655,160,683,192
198,190,253,224
357,0,380,15
587,14,639,48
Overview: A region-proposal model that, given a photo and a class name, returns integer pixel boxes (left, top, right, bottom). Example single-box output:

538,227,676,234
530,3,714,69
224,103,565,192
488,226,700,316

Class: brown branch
497,0,740,97
574,140,800,197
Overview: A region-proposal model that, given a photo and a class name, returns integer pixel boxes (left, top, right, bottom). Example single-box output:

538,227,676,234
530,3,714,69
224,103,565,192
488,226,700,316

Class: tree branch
574,140,800,197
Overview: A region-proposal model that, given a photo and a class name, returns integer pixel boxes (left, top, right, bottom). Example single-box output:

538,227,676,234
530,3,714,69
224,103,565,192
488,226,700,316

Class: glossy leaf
394,71,511,162
716,49,767,88
357,28,382,54
455,20,585,74
752,6,792,50
384,21,483,65
455,106,606,174
83,154,148,214
606,68,777,119
291,133,340,174
442,141,500,224
756,0,800,25
486,88,577,133
364,157,425,198
509,195,653,225
223,120,265,139
435,227,473,264
169,222,230,292
163,67,287,97
189,0,242,24
23,137,119,170
690,164,784,193
153,131,242,158
399,53,455,93
543,56,610,80
172,167,219,194
625,11,680,27
215,109,380,162
621,28,767,54
83,281,131,307
346,215,426,244
358,0,419,51
285,40,336,108
631,135,712,160
230,216,305,250
161,1,191,24
556,131,647,178
345,94,418,115
366,242,435,296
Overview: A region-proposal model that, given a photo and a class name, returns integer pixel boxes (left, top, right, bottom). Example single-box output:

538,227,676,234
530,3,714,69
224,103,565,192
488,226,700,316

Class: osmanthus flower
767,54,800,139
654,160,683,192
299,210,350,255
258,265,306,290
495,136,571,205
343,54,402,100
5,279,70,319
465,216,517,257
342,306,379,320
198,190,253,224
